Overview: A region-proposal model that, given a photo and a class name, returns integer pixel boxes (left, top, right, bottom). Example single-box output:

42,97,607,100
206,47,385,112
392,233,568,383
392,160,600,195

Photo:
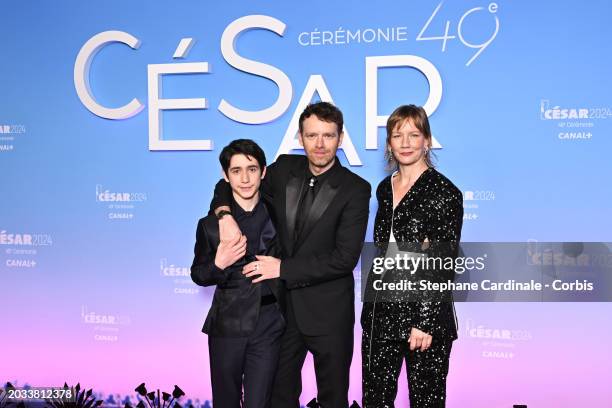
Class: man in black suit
191,139,285,408
211,102,371,408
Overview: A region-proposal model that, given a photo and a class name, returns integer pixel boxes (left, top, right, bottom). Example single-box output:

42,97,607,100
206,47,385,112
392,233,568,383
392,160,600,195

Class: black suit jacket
361,168,463,341
191,200,281,337
213,154,371,336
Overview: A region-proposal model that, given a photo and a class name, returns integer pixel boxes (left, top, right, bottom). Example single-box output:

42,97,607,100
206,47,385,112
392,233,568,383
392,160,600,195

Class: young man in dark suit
211,102,371,408
191,139,285,408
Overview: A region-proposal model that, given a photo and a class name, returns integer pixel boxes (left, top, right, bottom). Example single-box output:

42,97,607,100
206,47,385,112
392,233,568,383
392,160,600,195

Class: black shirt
294,157,342,240
230,198,276,296
300,156,342,197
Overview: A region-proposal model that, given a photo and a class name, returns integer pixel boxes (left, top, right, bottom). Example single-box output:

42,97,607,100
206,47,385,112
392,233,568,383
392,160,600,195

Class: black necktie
296,176,317,241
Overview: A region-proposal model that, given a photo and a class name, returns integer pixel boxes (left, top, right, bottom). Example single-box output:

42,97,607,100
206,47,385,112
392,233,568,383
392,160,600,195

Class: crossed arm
190,219,247,287
209,163,371,288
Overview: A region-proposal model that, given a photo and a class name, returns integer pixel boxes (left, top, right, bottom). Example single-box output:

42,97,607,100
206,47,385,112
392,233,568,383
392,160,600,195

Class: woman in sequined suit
361,105,463,408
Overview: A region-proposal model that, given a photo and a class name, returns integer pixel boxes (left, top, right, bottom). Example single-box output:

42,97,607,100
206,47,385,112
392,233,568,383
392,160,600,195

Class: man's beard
309,154,333,169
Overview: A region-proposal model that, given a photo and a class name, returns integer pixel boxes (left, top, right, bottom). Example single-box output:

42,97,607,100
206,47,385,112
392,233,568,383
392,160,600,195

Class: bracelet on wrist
216,210,232,220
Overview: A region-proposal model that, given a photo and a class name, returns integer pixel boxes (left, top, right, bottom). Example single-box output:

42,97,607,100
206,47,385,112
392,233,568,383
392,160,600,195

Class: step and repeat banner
2,1,611,406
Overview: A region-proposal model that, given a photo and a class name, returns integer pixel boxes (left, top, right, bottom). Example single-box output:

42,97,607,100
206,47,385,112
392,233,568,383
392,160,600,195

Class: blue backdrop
2,1,611,406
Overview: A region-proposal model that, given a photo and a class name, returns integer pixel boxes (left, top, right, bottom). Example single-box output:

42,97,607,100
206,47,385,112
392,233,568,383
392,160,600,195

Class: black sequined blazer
361,167,463,341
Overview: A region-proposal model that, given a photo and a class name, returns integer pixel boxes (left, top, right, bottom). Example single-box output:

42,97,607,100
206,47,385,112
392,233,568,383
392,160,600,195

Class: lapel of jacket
295,164,344,249
285,166,304,256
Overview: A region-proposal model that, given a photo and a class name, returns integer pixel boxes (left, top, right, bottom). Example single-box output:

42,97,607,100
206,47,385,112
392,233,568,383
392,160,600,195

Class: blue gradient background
1,1,611,406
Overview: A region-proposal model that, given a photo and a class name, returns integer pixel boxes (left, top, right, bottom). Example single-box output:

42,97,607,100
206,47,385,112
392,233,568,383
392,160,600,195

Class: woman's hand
409,327,432,351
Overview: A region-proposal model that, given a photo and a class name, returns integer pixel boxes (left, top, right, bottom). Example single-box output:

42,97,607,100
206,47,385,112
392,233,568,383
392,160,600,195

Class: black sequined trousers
362,330,453,408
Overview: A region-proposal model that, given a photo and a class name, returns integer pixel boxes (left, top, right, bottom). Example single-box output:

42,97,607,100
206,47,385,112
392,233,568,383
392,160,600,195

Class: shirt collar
230,195,262,219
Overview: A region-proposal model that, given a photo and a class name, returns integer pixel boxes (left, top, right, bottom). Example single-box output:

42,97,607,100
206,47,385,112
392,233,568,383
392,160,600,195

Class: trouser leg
270,299,308,408
361,330,405,408
208,334,248,408
405,338,453,408
243,304,285,408
304,326,353,408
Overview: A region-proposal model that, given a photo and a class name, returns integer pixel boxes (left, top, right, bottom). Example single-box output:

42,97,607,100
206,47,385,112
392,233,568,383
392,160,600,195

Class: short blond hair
385,104,435,169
